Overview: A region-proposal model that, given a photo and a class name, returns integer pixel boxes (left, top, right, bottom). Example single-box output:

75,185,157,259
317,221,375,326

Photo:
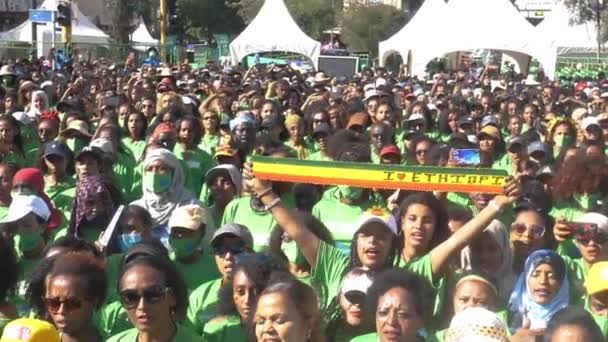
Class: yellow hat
168,204,209,230
585,261,608,296
477,125,500,140
1,318,60,342
284,114,302,129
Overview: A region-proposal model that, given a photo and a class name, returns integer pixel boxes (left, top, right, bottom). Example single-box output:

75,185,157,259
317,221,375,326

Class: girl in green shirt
107,255,199,342
0,115,27,168
121,112,147,162
38,141,76,216
199,111,221,156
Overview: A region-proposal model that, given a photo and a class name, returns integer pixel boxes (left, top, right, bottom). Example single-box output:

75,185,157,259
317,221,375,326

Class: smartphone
451,149,480,166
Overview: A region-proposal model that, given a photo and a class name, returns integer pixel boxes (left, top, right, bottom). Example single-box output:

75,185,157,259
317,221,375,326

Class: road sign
29,9,55,23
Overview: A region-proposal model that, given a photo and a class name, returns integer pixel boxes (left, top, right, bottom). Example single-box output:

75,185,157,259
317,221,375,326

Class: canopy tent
536,1,599,79
131,18,158,51
378,0,447,74
229,0,321,69
0,0,110,45
380,0,552,78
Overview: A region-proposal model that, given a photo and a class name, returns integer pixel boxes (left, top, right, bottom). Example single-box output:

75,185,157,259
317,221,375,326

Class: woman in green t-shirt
38,141,76,216
203,256,290,342
121,112,147,162
199,110,221,155
107,255,199,342
0,115,27,168
26,252,106,342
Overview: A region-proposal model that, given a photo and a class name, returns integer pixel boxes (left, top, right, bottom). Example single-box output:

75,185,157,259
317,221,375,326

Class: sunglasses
343,291,365,304
511,223,545,239
43,297,84,313
119,284,169,309
212,244,246,257
575,231,608,246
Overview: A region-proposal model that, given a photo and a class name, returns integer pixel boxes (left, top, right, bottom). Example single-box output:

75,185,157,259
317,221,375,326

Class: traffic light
56,1,72,27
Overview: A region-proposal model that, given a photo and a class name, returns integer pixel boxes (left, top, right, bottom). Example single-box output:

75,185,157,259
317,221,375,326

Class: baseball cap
0,195,50,224
60,120,92,138
506,137,524,153
586,261,608,296
210,223,254,249
11,111,32,126
379,145,400,158
405,113,426,123
41,141,72,160
230,114,255,131
574,212,608,233
75,146,103,163
205,165,242,195
312,122,331,138
340,268,374,297
89,139,114,155
0,318,60,342
582,116,601,131
481,115,499,128
527,141,550,157
355,208,398,235
168,204,209,230
458,115,475,126
477,125,500,140
213,146,237,160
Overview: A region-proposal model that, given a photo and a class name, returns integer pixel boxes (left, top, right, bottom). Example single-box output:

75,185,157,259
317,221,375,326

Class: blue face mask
118,233,142,252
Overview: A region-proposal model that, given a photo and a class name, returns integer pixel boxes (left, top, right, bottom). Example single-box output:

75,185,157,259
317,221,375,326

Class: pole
598,11,602,61
31,0,37,52
52,12,56,69
160,0,167,63
61,0,72,47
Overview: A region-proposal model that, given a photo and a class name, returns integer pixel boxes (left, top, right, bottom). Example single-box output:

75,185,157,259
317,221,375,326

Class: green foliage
109,0,142,44
176,0,244,43
340,3,409,57
230,0,340,40
561,0,608,44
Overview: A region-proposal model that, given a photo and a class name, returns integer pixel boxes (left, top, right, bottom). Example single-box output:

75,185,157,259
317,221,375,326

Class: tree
562,0,608,59
108,0,142,44
176,0,245,43
340,3,409,57
230,0,340,40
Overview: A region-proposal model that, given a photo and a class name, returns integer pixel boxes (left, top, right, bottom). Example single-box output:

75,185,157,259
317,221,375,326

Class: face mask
118,233,142,252
554,135,572,148
15,231,42,254
66,137,85,153
591,312,608,338
575,192,602,211
143,172,172,193
338,185,363,201
281,240,306,265
170,236,199,258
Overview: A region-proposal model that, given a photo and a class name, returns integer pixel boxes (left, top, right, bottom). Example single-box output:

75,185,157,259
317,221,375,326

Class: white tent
0,0,110,45
131,18,158,51
378,0,447,73
229,0,321,68
536,1,599,79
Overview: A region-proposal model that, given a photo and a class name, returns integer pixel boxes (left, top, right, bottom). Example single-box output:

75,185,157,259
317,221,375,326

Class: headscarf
461,220,516,302
67,175,115,237
131,149,196,227
12,168,62,230
507,249,569,332
27,90,48,118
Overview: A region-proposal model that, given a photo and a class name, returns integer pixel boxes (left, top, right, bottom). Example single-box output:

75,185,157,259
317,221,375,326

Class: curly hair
551,148,604,201
27,252,106,320
122,111,148,141
326,129,371,162
397,192,449,252
175,115,203,146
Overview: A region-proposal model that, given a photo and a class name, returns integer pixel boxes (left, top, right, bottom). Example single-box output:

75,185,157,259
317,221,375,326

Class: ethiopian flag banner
251,156,509,194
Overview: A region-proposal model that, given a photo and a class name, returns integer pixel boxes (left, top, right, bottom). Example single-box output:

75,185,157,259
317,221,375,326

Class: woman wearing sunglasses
553,212,608,302
26,252,106,342
108,254,198,342
186,223,254,335
510,205,554,276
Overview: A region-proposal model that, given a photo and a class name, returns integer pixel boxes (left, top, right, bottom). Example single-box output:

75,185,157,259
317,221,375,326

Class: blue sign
29,9,55,23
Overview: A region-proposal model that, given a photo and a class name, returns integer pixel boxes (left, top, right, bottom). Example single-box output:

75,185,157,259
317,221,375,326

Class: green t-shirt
559,252,587,303
96,300,131,340
307,151,331,161
312,188,373,254
44,177,76,217
492,154,515,175
198,135,221,156
12,256,40,317
113,149,140,203
174,144,216,198
350,332,379,341
121,137,146,162
105,254,124,304
106,324,200,342
171,252,220,294
186,278,222,335
0,206,8,221
1,151,27,169
202,315,247,342
549,199,585,222
221,195,295,252
311,241,349,315
0,317,11,337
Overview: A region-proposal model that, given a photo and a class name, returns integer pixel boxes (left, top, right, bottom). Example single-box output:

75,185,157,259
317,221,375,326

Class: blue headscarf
507,249,569,333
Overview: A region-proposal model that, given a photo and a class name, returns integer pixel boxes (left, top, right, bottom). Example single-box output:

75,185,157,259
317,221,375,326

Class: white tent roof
0,0,109,44
536,1,598,78
131,18,158,51
378,0,447,70
229,0,321,68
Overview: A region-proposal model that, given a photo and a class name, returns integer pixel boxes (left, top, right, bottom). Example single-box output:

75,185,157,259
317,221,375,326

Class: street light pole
591,0,606,61
160,0,167,63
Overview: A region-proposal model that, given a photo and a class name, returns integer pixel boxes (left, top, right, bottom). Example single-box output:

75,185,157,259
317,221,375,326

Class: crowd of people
0,52,607,342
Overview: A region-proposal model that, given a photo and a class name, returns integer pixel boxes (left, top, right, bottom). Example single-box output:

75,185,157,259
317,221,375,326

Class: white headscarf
461,219,516,302
131,148,197,227
27,90,48,118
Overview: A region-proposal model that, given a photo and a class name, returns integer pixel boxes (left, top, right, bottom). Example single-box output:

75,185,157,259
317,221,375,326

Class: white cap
169,204,209,230
89,138,114,154
0,195,50,224
445,307,508,342
340,267,374,295
575,212,608,233
406,113,426,123
413,88,424,97
12,111,33,125
582,116,601,131
355,208,398,235
40,80,54,89
182,96,195,105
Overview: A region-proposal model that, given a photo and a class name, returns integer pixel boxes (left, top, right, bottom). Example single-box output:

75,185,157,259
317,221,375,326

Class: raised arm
243,162,320,266
429,177,520,277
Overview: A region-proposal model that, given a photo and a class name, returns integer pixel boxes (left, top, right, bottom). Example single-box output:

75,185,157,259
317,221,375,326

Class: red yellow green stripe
251,156,508,194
